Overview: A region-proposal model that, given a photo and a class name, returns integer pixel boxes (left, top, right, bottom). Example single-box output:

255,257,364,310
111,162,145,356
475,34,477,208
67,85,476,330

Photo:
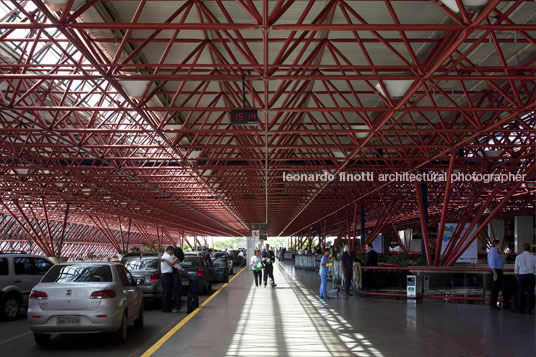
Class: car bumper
139,284,162,299
28,308,123,334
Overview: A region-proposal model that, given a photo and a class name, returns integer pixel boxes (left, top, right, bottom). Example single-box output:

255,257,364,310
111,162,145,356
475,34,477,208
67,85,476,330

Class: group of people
318,242,378,299
250,243,277,288
160,245,185,313
488,240,536,314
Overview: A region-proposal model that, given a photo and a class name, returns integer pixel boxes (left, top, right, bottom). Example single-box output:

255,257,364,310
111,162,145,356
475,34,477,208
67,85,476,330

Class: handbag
255,262,263,271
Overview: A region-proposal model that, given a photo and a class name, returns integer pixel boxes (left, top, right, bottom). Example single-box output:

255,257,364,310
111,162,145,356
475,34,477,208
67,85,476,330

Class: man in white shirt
238,250,245,267
514,243,536,314
161,246,179,313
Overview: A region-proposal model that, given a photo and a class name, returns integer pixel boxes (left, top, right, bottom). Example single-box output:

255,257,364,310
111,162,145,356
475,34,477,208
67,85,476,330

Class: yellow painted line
141,267,246,357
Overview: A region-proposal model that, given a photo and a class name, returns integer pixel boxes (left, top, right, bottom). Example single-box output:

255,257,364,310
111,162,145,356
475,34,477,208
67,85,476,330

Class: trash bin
407,275,422,299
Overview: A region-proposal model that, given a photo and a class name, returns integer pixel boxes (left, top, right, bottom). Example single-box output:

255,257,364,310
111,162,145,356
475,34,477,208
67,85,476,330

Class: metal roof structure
0,0,534,263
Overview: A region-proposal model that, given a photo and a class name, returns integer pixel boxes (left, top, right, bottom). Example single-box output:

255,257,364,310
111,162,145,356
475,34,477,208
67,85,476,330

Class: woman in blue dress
319,249,330,298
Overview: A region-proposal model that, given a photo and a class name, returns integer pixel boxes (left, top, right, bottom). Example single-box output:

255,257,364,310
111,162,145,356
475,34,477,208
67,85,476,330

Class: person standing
319,249,330,299
172,247,183,312
488,240,504,310
515,243,536,314
250,249,263,287
262,243,277,288
161,246,179,313
364,243,379,267
340,244,354,296
363,242,379,290
238,250,245,267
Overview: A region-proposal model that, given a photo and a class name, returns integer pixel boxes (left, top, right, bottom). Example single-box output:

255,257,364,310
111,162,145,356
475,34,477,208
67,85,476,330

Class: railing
327,260,522,304
295,255,319,271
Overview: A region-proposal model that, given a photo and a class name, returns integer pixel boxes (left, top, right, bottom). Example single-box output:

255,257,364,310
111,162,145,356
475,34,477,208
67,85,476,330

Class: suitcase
186,293,199,314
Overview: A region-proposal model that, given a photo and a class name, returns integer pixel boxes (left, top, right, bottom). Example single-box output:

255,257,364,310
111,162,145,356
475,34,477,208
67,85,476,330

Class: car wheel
230,267,233,275
224,272,229,283
114,312,128,344
208,282,212,294
33,332,51,346
1,295,20,320
134,303,144,329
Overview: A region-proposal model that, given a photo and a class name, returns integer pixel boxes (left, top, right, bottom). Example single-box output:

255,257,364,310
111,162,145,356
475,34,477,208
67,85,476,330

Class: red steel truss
0,1,534,261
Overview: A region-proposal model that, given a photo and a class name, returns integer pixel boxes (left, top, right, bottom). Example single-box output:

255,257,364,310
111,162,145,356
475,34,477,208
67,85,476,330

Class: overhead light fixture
118,79,151,98
441,0,488,13
484,149,504,157
350,124,370,139
44,0,87,12
375,80,414,99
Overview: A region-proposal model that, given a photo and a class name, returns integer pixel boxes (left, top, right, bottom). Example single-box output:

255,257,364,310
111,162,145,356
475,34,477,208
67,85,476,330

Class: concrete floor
154,261,536,357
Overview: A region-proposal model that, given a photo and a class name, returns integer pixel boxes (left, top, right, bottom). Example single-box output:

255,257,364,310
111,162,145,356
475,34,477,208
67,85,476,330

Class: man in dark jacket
363,242,378,290
262,243,277,288
364,243,379,266
340,244,354,296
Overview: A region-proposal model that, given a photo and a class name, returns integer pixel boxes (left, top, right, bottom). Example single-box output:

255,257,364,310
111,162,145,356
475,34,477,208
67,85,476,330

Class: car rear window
182,257,200,267
41,264,113,283
0,258,8,275
213,258,226,267
124,258,159,271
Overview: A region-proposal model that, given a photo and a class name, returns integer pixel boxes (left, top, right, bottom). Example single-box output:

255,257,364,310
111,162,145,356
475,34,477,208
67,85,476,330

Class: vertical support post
415,181,432,265
435,151,455,265
360,207,365,251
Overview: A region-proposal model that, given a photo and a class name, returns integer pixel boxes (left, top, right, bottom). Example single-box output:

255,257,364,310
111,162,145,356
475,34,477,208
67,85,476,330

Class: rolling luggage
186,293,199,313
187,277,200,313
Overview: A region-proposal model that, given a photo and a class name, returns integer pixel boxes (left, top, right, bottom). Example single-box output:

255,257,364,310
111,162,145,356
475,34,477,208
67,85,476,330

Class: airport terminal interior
0,0,535,356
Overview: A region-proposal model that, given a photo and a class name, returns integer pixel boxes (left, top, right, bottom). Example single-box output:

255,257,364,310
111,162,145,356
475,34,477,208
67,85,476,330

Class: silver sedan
27,262,144,346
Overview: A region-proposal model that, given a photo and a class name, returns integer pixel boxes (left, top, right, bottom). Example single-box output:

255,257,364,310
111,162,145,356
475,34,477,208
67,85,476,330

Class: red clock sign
230,109,258,125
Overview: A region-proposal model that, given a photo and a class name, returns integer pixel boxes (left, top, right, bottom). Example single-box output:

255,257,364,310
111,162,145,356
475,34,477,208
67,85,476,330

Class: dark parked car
227,250,244,267
121,253,162,303
212,252,233,276
181,253,212,295
210,257,230,283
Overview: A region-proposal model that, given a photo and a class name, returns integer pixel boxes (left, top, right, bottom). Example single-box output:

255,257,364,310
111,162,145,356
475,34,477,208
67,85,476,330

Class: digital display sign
231,109,258,125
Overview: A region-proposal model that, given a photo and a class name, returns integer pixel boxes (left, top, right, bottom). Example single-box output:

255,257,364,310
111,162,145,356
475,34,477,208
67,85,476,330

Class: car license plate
182,280,189,286
57,316,81,325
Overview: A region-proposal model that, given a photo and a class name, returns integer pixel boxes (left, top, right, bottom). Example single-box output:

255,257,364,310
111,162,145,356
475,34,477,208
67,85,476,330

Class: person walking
488,240,504,310
340,244,354,296
250,249,263,287
262,243,277,288
160,246,179,313
515,243,536,314
319,249,330,299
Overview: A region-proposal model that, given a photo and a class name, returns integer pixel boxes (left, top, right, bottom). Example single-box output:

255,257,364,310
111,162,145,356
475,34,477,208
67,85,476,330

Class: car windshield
228,251,239,257
182,257,200,267
124,258,159,271
41,264,113,283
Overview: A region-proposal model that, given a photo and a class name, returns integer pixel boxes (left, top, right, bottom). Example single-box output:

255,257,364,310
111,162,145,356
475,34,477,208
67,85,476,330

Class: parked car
227,250,244,267
27,262,144,346
121,254,162,304
181,253,212,295
0,252,54,320
212,252,233,276
210,256,230,283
